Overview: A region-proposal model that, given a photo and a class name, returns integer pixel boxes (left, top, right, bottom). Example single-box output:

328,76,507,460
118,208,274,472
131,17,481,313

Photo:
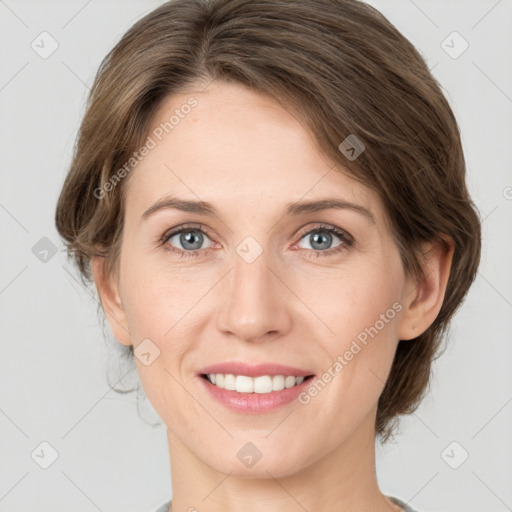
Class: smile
202,373,314,394
198,372,316,414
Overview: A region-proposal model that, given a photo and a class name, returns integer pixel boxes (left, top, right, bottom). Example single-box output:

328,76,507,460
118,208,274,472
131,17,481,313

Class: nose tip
215,254,292,343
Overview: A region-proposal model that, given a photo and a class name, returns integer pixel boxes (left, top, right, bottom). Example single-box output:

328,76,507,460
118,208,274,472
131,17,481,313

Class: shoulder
152,498,416,512
388,495,419,512
152,500,172,512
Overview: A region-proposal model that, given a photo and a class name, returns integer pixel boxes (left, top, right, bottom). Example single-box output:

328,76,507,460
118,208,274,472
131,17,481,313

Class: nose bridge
217,239,291,342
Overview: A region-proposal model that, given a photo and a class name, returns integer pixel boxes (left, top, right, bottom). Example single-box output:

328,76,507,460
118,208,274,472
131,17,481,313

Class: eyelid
295,222,353,244
159,222,214,244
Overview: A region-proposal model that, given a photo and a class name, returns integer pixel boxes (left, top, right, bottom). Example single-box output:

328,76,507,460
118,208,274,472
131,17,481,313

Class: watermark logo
31,31,59,59
441,441,469,469
441,31,469,59
236,236,264,264
237,442,263,468
31,441,59,469
134,338,161,366
32,237,58,263
338,134,365,161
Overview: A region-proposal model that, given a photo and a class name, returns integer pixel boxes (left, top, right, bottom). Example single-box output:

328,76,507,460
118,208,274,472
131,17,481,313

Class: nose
216,249,292,344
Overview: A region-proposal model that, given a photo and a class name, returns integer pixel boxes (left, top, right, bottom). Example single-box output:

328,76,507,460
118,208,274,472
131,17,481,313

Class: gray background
1,1,511,511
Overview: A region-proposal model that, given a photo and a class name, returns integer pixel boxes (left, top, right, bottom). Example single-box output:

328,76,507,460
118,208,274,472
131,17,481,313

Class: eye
295,224,354,257
159,222,354,259
160,224,215,258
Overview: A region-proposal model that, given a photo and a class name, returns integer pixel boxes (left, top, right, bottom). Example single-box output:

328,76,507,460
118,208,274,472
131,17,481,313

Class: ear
91,256,132,346
398,237,454,341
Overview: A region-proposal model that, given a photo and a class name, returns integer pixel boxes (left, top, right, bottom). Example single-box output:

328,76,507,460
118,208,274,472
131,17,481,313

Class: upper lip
197,362,315,378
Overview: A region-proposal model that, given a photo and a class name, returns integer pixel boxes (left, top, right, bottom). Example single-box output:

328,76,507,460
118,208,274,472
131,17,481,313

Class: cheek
305,255,404,407
300,258,404,349
120,260,204,425
119,246,202,339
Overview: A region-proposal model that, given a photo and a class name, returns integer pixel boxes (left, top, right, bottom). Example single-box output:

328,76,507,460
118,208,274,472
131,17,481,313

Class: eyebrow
141,196,375,224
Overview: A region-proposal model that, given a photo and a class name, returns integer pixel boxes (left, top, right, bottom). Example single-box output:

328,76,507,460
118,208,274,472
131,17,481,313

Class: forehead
124,81,385,226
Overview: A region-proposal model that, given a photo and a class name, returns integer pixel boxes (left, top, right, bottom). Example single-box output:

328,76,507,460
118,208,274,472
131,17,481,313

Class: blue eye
295,225,354,257
160,223,354,258
161,224,214,258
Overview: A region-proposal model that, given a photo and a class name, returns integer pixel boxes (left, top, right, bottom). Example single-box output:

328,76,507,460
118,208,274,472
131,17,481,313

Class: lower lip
198,375,314,414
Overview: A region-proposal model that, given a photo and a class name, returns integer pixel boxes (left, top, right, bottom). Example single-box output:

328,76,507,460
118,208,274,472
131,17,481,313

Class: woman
54,0,481,511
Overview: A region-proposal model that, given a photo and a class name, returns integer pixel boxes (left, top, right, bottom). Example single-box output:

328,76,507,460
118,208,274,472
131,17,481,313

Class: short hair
55,0,482,442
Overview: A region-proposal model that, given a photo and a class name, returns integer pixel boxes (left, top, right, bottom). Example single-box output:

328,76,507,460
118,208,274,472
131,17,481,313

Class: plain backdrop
1,1,511,511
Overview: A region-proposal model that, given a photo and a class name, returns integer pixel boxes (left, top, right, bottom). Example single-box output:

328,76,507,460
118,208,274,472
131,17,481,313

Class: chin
194,436,316,479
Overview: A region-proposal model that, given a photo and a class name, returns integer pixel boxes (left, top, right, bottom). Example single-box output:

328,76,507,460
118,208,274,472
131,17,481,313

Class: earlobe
398,237,454,341
91,256,132,346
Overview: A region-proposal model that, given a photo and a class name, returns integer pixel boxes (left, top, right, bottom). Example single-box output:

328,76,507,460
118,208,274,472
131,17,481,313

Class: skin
92,80,453,512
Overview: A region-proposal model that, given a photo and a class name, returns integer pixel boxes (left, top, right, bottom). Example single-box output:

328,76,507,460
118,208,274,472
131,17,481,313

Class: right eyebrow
141,196,216,222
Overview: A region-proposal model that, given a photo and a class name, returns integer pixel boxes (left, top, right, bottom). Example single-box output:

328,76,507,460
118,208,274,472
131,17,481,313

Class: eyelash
159,223,354,259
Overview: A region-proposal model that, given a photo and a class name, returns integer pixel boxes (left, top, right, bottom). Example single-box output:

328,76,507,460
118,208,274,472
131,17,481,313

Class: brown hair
55,0,481,442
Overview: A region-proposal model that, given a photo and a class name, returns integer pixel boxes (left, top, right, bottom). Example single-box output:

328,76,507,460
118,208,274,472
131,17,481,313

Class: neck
165,409,399,512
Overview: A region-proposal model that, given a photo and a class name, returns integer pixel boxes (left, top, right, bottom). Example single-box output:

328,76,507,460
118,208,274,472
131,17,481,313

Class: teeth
224,374,236,390
206,373,308,393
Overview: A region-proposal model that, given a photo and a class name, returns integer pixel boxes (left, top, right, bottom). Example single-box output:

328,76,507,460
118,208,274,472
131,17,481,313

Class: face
102,80,415,478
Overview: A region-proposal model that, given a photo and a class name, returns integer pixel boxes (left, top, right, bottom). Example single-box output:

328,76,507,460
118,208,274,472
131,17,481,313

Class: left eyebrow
284,198,375,225
141,195,375,225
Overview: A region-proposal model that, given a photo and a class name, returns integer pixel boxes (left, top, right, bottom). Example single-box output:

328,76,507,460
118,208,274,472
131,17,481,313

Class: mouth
200,373,315,394
196,362,316,413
